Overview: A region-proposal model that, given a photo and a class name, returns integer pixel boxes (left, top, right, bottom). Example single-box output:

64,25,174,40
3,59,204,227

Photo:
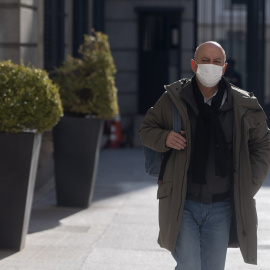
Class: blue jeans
172,198,232,270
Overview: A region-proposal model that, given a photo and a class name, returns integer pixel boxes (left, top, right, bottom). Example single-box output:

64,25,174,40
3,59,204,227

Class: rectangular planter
53,116,104,208
0,132,42,250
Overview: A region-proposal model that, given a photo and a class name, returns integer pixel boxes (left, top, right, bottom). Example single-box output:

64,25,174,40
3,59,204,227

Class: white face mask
195,62,224,87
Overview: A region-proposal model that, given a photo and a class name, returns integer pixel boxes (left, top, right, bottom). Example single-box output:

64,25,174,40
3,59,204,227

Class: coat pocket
157,182,172,200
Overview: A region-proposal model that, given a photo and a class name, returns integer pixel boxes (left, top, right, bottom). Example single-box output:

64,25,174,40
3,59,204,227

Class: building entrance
136,7,183,114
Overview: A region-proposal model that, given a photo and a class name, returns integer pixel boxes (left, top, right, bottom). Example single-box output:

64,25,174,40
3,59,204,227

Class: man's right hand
166,131,186,150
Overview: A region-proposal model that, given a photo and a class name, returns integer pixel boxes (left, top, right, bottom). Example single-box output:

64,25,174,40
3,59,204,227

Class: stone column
0,0,42,67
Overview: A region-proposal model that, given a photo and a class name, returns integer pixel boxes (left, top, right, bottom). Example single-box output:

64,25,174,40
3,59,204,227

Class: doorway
136,7,183,114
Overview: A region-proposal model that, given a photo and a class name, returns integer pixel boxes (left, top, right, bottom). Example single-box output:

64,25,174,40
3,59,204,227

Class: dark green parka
139,78,270,265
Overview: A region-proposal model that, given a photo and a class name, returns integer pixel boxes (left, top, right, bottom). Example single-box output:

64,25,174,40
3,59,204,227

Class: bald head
190,41,228,87
194,41,226,64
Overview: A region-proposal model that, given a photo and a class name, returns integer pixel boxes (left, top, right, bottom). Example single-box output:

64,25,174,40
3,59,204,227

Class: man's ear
222,63,228,75
191,59,197,73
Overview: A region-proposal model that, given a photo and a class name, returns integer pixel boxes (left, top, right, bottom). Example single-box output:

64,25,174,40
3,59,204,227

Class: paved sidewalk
0,148,269,269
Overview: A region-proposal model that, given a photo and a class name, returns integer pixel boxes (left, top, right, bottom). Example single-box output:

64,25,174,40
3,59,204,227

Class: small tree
0,60,63,133
53,31,119,119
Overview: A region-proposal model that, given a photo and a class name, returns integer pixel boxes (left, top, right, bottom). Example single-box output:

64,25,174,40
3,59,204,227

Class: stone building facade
0,0,269,146
0,0,44,67
0,0,195,147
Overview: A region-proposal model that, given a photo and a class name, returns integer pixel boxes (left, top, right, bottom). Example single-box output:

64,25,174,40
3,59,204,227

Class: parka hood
221,78,263,111
164,78,192,109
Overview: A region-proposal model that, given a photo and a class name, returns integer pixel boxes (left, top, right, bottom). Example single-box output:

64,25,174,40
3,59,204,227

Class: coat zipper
175,100,190,221
237,112,247,236
177,154,188,221
176,132,189,221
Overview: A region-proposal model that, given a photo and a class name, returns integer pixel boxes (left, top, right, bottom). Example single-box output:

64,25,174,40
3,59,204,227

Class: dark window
44,0,65,72
93,0,105,32
72,0,89,58
136,7,183,114
232,0,246,4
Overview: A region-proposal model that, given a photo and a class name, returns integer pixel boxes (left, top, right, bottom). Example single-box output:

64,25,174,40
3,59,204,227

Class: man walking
139,41,270,270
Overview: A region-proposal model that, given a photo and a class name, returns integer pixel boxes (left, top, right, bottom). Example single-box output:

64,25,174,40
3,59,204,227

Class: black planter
0,132,42,250
53,116,104,208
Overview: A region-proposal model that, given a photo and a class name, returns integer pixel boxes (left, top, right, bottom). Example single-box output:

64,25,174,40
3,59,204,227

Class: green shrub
53,31,119,119
0,60,63,133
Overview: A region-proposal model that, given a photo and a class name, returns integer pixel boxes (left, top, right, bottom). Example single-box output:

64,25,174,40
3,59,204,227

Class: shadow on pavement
28,190,82,234
28,205,82,234
0,251,18,261
92,148,156,202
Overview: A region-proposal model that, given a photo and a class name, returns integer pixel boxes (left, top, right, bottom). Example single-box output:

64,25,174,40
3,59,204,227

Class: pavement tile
95,223,159,251
226,250,270,269
26,230,69,247
81,248,175,270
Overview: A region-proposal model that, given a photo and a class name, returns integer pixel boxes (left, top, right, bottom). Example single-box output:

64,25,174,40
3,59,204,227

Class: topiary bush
52,31,119,119
0,60,63,133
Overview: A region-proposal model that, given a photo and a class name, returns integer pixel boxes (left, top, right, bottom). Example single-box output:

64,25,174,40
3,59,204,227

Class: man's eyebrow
200,57,223,60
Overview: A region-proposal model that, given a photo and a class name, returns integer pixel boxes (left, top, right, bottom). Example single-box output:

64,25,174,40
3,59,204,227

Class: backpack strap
173,102,181,133
157,101,181,185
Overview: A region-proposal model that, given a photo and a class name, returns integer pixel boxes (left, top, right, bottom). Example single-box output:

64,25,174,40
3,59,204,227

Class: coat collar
164,76,265,121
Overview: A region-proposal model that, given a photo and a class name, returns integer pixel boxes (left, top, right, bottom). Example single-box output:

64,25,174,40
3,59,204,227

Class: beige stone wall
0,0,42,67
0,0,76,68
